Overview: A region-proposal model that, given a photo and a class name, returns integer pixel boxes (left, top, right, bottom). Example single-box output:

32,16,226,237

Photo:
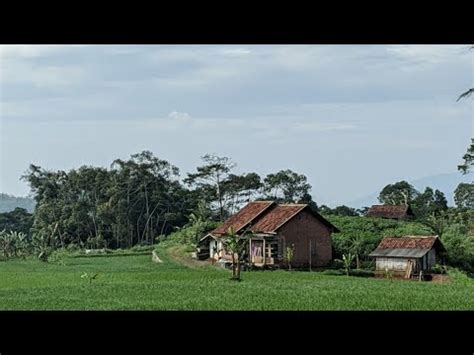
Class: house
198,201,340,268
366,204,414,220
369,235,445,279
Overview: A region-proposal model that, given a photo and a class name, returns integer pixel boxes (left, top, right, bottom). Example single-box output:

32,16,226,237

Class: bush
47,249,69,265
350,269,374,278
130,245,155,252
431,264,448,274
328,259,345,270
359,260,375,270
321,269,345,276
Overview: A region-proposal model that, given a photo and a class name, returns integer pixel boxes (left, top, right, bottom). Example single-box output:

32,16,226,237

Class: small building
369,235,445,278
366,204,414,220
198,201,340,268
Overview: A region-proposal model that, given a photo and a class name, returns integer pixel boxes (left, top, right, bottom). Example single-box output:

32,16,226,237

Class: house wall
376,257,410,271
278,209,332,267
427,249,436,269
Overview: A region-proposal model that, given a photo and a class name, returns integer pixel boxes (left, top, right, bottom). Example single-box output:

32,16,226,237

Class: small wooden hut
369,235,445,279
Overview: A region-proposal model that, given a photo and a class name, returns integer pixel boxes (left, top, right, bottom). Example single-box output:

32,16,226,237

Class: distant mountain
348,172,473,208
0,193,35,213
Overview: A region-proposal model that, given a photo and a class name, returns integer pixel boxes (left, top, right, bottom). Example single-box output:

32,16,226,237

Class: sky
0,45,472,207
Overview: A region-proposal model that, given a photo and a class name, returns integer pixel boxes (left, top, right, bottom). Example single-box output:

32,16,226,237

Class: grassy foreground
0,246,473,310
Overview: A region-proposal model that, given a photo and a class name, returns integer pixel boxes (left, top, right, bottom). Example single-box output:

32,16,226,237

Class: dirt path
166,245,216,269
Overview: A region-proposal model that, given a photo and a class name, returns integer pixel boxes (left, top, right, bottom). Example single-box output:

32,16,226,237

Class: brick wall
278,209,333,267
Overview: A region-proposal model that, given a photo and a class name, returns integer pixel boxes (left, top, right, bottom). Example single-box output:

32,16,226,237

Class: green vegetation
325,215,433,262
0,247,472,310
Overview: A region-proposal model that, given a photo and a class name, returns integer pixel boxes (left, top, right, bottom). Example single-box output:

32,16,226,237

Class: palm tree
222,227,249,281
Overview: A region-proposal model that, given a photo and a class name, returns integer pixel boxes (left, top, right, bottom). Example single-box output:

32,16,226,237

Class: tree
222,227,249,281
221,172,262,215
185,154,236,221
458,138,474,175
348,233,364,269
412,187,448,219
284,244,295,271
342,253,354,276
22,151,193,251
454,183,474,209
263,169,311,203
378,181,419,205
0,208,33,236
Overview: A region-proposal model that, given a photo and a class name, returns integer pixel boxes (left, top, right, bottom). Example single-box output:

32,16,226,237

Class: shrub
47,249,69,265
328,259,345,270
431,264,448,274
321,269,345,276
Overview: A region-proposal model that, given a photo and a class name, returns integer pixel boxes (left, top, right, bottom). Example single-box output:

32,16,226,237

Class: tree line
1,150,472,266
1,151,316,256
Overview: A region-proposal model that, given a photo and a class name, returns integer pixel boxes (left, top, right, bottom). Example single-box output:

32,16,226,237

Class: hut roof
366,204,414,219
369,236,443,258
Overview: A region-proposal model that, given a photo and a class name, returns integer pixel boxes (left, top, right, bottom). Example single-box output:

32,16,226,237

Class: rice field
0,247,473,310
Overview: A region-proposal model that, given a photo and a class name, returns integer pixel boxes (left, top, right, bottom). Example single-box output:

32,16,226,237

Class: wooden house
369,235,445,279
366,204,414,220
198,201,340,268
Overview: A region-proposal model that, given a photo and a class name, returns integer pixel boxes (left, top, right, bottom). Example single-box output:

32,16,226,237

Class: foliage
21,151,196,250
319,205,359,216
431,264,448,275
342,253,354,276
284,244,295,271
0,208,33,236
442,223,474,273
0,230,29,260
262,169,311,203
161,216,218,247
458,138,474,174
454,182,474,209
325,215,433,262
321,269,345,276
221,227,249,281
378,180,419,205
184,154,238,221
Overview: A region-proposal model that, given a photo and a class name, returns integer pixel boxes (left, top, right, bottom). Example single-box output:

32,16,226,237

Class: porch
249,235,280,267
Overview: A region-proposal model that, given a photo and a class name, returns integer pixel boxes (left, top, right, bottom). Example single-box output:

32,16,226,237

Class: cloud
0,45,86,59
168,111,191,122
385,45,467,64
220,48,251,57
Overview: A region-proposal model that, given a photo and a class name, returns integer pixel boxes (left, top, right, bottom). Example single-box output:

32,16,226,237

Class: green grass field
0,247,473,310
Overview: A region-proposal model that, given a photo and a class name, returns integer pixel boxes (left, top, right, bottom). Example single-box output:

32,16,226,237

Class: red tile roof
210,201,339,237
251,204,307,233
377,236,439,250
210,201,274,236
366,205,413,219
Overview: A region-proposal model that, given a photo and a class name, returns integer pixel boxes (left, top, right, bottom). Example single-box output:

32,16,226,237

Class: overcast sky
0,45,472,206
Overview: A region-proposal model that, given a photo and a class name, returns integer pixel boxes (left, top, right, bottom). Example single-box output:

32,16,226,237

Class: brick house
198,201,340,268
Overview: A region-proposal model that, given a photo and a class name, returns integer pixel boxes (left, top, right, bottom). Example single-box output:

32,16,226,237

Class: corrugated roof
251,204,307,233
366,204,413,219
369,236,441,258
369,248,429,258
210,201,274,236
